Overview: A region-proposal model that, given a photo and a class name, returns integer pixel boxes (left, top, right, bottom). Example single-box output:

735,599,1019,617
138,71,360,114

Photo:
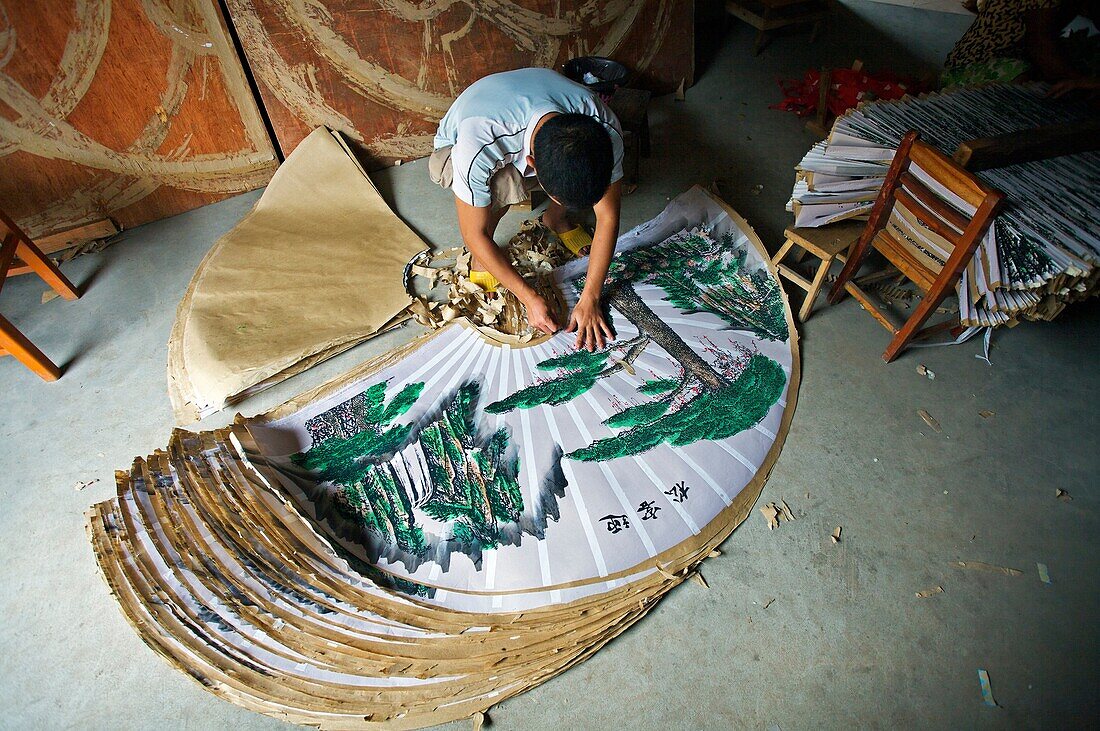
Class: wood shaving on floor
760,500,796,530
951,560,1022,576
918,409,942,433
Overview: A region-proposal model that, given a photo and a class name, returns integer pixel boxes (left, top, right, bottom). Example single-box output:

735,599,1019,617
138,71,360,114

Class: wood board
225,0,695,166
0,0,278,238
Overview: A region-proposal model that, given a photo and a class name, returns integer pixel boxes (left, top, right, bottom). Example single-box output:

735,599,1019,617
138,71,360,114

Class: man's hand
523,292,559,336
566,180,620,351
1047,77,1100,99
566,295,613,352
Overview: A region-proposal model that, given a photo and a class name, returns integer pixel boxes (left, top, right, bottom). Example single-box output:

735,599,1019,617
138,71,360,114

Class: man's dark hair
533,113,613,210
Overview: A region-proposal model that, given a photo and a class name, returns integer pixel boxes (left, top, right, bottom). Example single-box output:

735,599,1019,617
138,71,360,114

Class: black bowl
562,56,629,95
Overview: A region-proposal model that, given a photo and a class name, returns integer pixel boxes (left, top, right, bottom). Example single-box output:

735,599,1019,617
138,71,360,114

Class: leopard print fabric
945,0,1060,69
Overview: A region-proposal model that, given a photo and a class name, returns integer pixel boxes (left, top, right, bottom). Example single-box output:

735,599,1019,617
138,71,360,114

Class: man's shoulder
483,66,570,84
467,67,585,98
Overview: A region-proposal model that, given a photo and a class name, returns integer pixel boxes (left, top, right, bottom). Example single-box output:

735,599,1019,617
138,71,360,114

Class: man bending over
429,67,624,352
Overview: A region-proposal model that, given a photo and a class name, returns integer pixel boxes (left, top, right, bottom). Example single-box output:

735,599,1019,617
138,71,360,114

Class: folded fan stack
788,83,1100,327
86,425,718,729
88,188,800,730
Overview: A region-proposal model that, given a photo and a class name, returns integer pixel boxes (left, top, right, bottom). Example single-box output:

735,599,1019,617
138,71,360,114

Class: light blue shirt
434,68,624,207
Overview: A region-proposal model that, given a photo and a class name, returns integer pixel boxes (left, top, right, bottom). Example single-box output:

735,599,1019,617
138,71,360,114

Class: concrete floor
2,2,1098,728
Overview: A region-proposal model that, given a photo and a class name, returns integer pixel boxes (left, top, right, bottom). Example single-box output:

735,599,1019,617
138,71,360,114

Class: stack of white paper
788,83,1100,327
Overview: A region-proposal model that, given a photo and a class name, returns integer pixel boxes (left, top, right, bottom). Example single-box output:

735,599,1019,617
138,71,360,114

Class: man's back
434,68,622,207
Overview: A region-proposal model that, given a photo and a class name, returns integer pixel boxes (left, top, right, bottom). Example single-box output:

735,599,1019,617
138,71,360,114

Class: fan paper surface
89,187,800,728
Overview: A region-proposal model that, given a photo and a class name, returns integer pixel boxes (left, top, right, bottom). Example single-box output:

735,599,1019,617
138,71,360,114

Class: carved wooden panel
0,0,278,238
225,0,694,166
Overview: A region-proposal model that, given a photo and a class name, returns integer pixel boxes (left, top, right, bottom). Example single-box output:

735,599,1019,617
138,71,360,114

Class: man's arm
566,179,622,351
454,197,558,334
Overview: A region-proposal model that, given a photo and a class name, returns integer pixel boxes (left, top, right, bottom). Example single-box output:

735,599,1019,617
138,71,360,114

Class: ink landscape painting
244,188,796,610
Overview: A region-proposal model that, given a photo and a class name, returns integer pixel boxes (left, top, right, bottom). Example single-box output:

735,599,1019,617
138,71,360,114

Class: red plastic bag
772,67,927,118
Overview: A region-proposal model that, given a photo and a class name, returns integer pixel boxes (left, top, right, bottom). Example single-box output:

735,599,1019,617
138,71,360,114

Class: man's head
530,113,613,210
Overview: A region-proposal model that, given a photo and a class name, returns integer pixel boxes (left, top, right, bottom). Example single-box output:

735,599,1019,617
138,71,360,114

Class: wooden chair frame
827,130,1004,362
772,219,864,322
1,210,82,380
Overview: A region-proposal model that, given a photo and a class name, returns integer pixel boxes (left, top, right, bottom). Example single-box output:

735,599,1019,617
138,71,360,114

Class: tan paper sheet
167,128,425,423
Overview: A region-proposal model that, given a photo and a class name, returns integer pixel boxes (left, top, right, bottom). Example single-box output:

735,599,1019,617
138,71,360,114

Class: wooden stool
772,220,864,321
0,209,82,381
726,0,832,56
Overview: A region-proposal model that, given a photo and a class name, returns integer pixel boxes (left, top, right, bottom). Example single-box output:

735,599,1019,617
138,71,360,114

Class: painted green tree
294,380,425,486
590,229,789,342
412,382,525,550
292,380,429,554
486,334,649,414
487,279,786,462
292,380,539,562
568,349,785,461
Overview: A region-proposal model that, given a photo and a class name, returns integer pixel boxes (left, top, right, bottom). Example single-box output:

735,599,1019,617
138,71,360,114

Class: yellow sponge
468,269,499,292
557,225,593,257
